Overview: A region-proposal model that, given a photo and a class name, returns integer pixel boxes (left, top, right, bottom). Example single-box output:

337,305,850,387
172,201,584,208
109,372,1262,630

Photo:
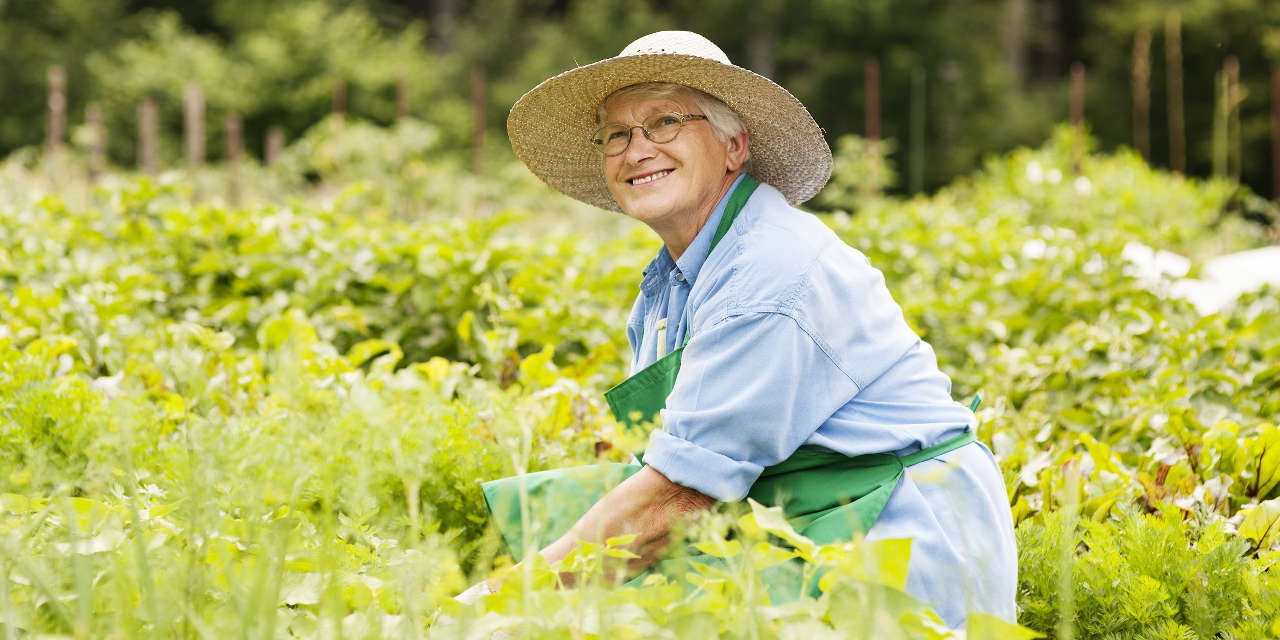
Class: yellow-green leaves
744,498,818,562
966,612,1045,639
1243,424,1280,499
1238,498,1280,551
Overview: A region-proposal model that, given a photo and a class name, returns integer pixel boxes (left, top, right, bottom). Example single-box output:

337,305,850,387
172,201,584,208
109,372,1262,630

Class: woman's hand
538,465,715,586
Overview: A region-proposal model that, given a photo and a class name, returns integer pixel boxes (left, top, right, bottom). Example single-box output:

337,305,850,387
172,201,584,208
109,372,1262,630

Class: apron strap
709,173,758,249
898,429,976,468
675,173,758,350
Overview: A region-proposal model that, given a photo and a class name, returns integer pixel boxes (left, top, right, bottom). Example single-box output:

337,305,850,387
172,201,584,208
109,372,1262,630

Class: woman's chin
621,200,676,226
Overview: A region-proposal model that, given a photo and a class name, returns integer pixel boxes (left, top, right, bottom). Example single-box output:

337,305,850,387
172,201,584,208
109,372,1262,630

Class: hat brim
506,54,832,212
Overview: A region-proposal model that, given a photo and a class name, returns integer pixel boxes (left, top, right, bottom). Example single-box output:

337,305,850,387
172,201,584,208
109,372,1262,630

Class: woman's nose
621,127,659,162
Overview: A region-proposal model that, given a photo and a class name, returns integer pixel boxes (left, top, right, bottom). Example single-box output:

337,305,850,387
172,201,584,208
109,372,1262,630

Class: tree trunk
333,78,348,117
471,65,486,175
396,75,410,121
265,126,285,166
909,68,926,194
1132,29,1151,160
46,66,66,155
431,0,459,52
86,103,105,179
184,83,205,167
746,26,776,78
138,99,158,174
1002,0,1030,85
865,59,880,142
225,113,242,204
1272,66,1279,200
1165,10,1186,174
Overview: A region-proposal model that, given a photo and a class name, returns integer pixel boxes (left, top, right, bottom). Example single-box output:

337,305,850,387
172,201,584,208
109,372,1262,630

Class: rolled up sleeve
642,311,860,501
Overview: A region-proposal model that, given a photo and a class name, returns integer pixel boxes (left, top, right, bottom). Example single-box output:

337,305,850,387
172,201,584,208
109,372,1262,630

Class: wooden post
46,66,67,155
909,67,925,194
1070,62,1085,130
138,99,158,174
224,114,243,161
1226,56,1241,182
1165,10,1186,174
865,58,881,141
471,64,486,175
1272,65,1280,200
333,78,347,116
265,126,285,166
1132,28,1151,160
86,103,106,179
184,83,205,167
225,113,242,205
396,75,410,121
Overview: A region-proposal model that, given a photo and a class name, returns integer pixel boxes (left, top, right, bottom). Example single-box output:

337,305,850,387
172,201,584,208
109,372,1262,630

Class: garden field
2,124,1279,638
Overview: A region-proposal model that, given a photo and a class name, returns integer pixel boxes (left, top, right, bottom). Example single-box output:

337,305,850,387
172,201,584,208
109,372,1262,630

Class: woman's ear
724,130,750,172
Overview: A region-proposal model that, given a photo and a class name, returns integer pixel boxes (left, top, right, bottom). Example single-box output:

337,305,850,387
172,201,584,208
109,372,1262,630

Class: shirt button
674,272,686,283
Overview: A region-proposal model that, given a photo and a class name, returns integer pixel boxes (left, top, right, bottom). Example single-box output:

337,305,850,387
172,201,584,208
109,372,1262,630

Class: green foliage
1018,506,1280,639
811,134,897,211
5,0,1280,198
2,122,1277,636
79,1,466,166
0,173,642,381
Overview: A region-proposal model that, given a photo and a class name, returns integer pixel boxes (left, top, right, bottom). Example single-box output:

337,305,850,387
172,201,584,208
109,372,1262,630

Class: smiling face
600,90,747,246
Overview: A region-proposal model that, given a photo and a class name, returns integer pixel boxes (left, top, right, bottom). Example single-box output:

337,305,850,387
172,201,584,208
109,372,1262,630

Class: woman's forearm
538,465,715,584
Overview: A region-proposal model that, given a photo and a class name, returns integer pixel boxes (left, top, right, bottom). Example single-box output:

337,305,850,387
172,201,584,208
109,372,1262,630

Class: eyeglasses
591,112,708,157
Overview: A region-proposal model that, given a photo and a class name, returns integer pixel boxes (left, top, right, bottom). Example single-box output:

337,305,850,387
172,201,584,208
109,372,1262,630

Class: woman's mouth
629,169,673,185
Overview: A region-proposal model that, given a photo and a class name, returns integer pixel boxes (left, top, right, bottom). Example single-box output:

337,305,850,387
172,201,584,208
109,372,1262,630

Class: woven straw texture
506,31,833,212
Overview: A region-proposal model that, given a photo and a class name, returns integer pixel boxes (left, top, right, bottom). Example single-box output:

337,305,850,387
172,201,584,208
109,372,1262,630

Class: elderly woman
465,31,1017,626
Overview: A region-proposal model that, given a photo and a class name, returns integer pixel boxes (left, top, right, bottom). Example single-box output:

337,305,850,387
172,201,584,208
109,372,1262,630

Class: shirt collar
639,247,675,295
638,173,748,292
676,172,747,286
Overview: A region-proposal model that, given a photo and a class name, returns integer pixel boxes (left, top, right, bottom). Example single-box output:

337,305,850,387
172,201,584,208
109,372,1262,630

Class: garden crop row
1,127,1278,637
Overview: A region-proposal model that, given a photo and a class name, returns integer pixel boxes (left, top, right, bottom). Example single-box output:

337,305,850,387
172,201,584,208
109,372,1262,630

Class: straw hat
507,31,832,212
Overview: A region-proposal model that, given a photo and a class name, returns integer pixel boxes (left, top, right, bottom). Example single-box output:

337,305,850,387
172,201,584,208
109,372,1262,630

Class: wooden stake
1070,62,1086,130
225,114,243,160
138,99,158,174
1132,28,1152,160
46,66,67,155
333,78,347,116
184,83,205,167
225,113,242,205
865,58,881,141
1165,10,1186,174
265,126,285,166
471,64,486,175
396,75,410,121
86,103,106,179
1272,66,1280,200
1226,56,1241,182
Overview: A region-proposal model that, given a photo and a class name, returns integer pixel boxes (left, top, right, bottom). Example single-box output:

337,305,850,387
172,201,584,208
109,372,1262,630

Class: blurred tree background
3,0,1279,196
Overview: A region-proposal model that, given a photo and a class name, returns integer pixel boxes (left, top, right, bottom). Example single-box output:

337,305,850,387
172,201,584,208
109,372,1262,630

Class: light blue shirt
627,175,1017,626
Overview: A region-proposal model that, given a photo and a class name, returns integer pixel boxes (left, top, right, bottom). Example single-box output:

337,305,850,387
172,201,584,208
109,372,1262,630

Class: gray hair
597,82,752,171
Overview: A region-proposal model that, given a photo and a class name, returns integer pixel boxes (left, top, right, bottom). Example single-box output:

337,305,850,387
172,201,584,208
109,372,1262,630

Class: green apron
481,174,976,596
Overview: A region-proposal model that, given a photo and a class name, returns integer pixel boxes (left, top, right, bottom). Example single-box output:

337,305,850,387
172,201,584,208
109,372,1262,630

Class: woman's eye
607,130,629,141
653,116,679,127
